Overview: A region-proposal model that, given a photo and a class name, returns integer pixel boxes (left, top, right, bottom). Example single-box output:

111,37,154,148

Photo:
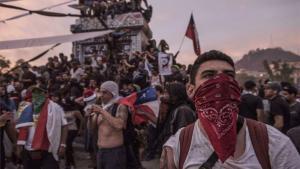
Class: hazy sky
0,0,299,66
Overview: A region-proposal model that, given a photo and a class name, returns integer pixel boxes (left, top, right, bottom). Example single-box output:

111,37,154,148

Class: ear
186,83,196,99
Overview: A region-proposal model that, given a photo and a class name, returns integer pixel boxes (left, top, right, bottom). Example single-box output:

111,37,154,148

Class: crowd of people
0,38,189,169
79,0,152,22
0,49,300,169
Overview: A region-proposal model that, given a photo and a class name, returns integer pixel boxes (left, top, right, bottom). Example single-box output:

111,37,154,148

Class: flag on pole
119,87,159,125
185,14,201,56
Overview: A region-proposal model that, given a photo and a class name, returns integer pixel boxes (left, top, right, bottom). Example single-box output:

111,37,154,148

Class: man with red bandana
160,50,300,169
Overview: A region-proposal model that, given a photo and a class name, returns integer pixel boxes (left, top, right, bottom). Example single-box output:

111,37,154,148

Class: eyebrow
201,69,235,75
201,70,217,75
223,70,236,75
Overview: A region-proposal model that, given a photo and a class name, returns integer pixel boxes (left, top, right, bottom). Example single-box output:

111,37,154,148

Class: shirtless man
91,81,128,169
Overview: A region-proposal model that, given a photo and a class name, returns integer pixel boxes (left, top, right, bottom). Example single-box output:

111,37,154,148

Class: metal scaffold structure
70,0,152,63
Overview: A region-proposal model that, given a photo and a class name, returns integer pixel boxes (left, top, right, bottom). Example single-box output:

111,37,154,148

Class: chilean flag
185,14,201,56
16,100,50,150
16,103,34,128
119,87,159,125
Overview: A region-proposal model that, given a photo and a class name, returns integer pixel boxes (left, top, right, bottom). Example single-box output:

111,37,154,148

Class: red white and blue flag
16,100,50,150
16,103,34,128
185,14,201,56
119,87,160,125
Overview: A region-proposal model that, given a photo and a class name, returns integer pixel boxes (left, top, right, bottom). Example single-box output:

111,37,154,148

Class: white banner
0,30,112,50
158,52,173,76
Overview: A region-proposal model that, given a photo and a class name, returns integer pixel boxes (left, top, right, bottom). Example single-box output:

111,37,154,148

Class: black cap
266,82,281,92
283,85,298,95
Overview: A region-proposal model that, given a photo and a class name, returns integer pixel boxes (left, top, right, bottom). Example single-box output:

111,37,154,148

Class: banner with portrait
158,52,173,75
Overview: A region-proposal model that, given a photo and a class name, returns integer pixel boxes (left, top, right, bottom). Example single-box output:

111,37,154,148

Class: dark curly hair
190,50,235,84
166,82,189,107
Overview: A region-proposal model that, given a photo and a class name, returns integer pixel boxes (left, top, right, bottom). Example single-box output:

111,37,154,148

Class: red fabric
119,93,143,124
134,104,156,124
185,14,201,56
179,123,195,169
193,74,241,162
18,127,29,141
24,91,32,102
119,93,151,125
86,87,96,91
246,119,271,169
31,99,50,151
119,92,138,109
83,89,95,98
39,134,50,151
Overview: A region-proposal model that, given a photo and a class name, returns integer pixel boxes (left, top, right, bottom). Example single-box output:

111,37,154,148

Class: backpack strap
246,119,271,169
178,117,246,169
111,103,119,117
179,122,195,169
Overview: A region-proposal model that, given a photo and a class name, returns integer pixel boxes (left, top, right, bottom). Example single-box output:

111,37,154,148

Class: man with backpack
160,50,300,169
91,81,129,169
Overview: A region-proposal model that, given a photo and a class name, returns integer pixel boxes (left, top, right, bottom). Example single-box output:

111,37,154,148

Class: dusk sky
0,0,299,66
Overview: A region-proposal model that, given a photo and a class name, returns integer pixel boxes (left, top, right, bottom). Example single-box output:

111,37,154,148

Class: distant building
268,61,300,85
70,1,152,63
236,69,268,78
287,61,300,85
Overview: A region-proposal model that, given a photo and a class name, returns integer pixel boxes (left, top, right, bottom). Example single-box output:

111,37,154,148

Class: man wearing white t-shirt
160,50,300,169
70,62,85,81
16,85,68,169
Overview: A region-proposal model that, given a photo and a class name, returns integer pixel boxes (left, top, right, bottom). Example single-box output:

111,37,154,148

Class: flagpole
178,35,186,53
175,12,193,58
177,12,195,53
174,34,186,59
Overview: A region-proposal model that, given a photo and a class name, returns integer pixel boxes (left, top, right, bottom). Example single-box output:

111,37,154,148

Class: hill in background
236,48,300,72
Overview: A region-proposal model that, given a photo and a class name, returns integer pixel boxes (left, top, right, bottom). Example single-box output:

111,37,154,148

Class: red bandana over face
193,73,241,162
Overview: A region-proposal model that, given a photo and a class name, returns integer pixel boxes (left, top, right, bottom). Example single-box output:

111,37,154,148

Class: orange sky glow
0,0,299,67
